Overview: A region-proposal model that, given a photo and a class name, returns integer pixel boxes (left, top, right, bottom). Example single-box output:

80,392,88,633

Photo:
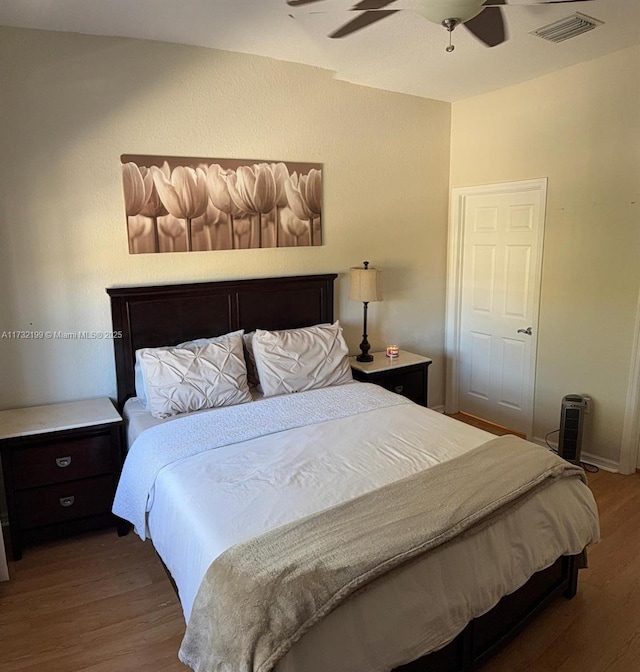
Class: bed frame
107,273,579,672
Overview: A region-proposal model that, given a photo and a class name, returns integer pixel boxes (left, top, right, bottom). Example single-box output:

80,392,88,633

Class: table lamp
349,261,383,362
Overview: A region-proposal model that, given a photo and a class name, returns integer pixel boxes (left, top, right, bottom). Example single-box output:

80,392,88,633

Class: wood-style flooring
0,528,185,671
1,466,638,670
448,412,526,438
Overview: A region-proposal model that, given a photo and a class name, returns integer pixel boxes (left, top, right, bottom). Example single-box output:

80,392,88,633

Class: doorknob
517,327,533,335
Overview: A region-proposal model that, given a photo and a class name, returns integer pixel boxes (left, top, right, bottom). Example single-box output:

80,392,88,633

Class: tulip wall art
121,155,323,253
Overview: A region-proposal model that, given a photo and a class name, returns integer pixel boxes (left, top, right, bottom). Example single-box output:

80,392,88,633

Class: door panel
504,246,530,317
469,332,491,399
499,337,525,409
475,206,498,232
472,246,495,312
508,203,534,231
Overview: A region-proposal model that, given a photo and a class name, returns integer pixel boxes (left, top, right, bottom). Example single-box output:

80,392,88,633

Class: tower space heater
558,394,588,465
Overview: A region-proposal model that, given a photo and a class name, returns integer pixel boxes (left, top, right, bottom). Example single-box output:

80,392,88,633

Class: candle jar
386,345,399,358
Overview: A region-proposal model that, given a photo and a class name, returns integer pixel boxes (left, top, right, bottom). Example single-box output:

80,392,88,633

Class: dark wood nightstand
350,351,432,407
0,398,123,560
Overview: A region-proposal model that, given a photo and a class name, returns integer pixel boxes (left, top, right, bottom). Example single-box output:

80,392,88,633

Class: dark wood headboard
107,274,338,408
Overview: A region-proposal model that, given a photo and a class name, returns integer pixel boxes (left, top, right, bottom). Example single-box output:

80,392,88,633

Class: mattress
123,386,264,448
116,383,599,672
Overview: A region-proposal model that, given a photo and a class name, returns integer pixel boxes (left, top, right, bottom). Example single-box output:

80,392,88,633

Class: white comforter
113,382,408,538
114,382,600,672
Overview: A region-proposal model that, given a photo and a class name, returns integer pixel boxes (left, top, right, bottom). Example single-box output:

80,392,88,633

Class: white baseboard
579,452,619,473
531,436,619,473
429,405,445,413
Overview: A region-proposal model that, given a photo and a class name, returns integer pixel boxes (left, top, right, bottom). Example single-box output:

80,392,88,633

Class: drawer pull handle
59,496,75,508
56,456,72,468
395,385,404,394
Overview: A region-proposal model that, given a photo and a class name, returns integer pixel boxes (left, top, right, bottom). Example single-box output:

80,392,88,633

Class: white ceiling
1,0,638,101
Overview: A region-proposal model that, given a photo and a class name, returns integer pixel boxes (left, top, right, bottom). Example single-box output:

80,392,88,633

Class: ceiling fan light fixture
413,0,486,25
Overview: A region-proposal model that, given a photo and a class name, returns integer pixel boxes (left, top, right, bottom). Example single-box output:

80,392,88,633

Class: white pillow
251,321,352,398
134,330,243,407
242,327,328,390
136,332,252,419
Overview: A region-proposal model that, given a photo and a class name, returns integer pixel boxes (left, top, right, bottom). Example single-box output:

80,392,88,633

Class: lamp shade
349,266,383,303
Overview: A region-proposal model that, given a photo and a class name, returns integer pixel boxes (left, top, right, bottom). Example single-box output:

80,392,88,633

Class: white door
446,179,546,438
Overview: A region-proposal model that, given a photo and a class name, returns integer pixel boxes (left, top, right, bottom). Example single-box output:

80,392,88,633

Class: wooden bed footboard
395,554,578,672
156,544,578,672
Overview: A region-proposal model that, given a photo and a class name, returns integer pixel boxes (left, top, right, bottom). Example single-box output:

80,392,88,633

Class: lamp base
357,304,373,363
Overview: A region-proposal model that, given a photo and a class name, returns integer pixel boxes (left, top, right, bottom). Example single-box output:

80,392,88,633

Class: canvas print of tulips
121,155,323,253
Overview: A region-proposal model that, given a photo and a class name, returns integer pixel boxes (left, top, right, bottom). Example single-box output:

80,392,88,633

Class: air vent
530,13,603,43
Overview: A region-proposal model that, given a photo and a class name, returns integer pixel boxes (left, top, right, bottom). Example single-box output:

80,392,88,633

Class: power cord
545,429,559,452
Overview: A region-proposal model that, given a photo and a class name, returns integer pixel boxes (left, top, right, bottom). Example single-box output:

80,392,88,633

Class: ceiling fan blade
353,0,398,9
482,0,593,4
286,0,326,6
329,10,398,38
464,7,506,47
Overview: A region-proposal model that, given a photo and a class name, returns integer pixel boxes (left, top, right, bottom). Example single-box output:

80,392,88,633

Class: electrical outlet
583,396,592,414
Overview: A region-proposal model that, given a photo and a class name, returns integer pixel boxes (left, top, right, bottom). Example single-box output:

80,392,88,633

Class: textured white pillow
252,321,352,398
134,330,243,408
242,326,329,390
137,332,252,419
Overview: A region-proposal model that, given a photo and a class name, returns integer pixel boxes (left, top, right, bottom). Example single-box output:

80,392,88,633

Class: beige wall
450,45,640,466
0,26,451,413
1,25,637,472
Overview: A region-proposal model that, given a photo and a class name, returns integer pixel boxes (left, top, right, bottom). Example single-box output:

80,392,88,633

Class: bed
107,273,599,672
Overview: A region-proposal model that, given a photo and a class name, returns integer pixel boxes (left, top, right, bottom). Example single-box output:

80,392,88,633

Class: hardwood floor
0,529,186,671
448,412,526,438
1,471,638,671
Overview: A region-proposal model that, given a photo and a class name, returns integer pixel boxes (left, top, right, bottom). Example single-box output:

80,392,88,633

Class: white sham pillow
136,332,252,419
243,325,331,390
134,330,243,408
251,321,352,398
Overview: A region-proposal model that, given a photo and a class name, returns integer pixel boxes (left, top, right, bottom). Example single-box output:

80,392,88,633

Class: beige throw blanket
179,435,586,672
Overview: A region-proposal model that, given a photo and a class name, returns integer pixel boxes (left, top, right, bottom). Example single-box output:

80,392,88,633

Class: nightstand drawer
350,351,431,407
375,369,426,405
12,433,113,490
15,475,115,529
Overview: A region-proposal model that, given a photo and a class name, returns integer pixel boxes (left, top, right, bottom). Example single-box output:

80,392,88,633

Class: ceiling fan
287,0,595,51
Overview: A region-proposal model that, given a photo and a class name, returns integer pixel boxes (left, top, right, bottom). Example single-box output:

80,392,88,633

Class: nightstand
0,398,123,560
350,351,432,407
